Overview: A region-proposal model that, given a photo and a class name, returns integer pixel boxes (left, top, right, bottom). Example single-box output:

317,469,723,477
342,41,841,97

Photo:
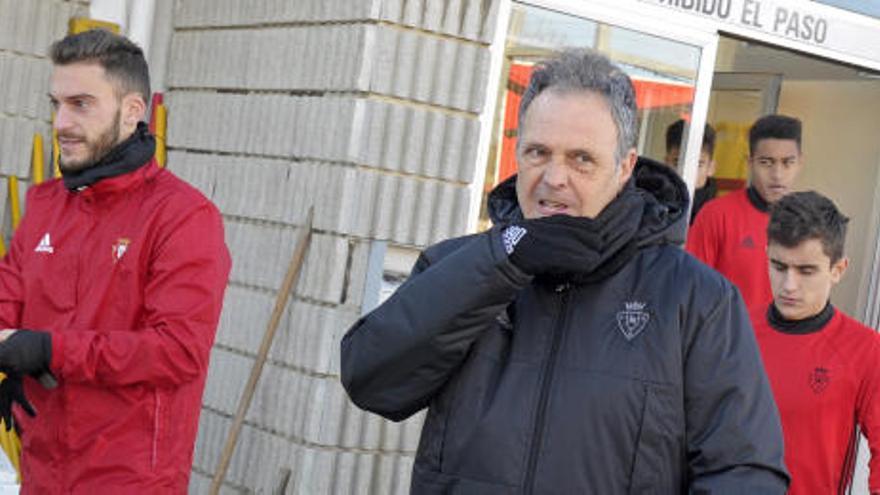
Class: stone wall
162,1,502,493
0,0,89,231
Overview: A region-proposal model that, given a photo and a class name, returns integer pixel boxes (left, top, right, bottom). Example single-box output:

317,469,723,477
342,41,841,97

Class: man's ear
830,256,849,285
708,159,717,176
121,93,147,130
618,148,638,186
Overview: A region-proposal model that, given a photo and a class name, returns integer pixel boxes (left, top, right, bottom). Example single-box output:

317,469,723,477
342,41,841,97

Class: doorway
704,35,880,322
704,37,880,492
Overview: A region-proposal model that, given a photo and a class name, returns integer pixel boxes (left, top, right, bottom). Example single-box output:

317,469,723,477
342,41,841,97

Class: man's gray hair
518,49,638,163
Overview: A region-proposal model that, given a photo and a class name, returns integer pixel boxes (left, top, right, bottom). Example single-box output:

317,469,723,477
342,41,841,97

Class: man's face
665,147,714,188
768,238,846,320
515,90,636,219
50,62,134,172
664,146,680,169
749,138,802,204
695,150,715,189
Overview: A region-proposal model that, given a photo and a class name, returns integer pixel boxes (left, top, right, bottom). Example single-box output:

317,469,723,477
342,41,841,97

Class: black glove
501,215,604,277
0,330,52,377
0,373,36,432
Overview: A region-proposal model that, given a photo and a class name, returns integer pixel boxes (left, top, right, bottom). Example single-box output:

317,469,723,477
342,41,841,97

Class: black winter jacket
341,159,789,494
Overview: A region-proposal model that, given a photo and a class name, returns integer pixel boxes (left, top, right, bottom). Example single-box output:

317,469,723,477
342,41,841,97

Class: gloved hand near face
502,215,604,277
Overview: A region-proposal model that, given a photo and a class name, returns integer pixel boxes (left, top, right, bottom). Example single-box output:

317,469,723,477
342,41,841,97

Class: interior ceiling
716,36,879,81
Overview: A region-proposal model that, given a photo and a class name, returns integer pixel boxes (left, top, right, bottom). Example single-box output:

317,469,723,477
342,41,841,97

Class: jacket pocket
438,321,530,487
417,362,469,471
151,389,162,472
416,402,451,471
417,317,516,478
629,384,683,494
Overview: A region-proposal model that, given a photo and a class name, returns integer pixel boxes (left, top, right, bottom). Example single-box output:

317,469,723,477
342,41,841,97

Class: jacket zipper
152,390,161,471
524,284,570,494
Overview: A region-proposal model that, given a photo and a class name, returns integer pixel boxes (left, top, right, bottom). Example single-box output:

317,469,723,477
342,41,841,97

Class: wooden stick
209,207,314,494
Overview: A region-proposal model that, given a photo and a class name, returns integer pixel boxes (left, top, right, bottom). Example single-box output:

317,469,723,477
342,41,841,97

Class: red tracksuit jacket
0,162,231,493
754,307,880,494
686,188,772,314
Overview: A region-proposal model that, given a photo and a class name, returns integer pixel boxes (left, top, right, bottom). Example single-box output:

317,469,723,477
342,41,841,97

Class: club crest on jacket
616,301,649,341
809,366,830,394
112,238,131,263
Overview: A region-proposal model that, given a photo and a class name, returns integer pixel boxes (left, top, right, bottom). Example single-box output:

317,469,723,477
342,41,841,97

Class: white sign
639,0,880,66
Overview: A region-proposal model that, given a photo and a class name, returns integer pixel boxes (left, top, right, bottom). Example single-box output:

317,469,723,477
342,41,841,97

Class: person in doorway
755,191,880,494
341,48,788,493
0,29,231,493
687,114,804,314
664,119,718,223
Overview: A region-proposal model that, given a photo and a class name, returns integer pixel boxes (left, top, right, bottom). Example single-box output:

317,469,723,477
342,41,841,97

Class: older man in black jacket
341,49,788,494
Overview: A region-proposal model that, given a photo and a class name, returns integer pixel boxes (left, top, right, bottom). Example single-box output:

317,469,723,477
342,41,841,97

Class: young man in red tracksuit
755,191,880,494
0,30,230,493
687,115,804,314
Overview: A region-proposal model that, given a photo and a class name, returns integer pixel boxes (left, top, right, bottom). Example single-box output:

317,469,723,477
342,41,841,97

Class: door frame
711,72,782,115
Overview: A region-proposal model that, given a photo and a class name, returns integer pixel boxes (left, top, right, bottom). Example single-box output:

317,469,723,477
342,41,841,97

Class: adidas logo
34,233,54,254
502,225,528,255
740,236,756,249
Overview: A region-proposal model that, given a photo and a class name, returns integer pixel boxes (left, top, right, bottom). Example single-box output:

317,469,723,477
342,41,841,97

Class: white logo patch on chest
616,301,649,341
501,225,527,255
34,233,54,254
112,238,131,263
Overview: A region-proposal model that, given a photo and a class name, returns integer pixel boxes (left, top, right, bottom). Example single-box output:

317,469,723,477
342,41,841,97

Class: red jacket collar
75,158,160,201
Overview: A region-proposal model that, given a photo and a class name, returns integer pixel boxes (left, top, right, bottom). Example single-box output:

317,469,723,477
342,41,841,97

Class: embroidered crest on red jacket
809,367,830,394
112,238,130,263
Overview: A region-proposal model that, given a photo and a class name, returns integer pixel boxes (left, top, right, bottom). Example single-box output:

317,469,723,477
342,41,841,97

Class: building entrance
705,34,880,323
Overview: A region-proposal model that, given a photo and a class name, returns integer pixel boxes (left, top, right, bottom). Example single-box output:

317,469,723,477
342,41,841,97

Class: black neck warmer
691,178,717,223
62,122,156,191
537,180,645,286
747,186,770,213
767,301,834,335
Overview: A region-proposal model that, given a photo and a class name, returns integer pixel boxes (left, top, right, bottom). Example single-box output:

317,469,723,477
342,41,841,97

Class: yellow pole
0,372,20,480
0,177,16,477
155,103,167,168
32,134,45,185
9,177,21,231
68,18,119,35
52,121,60,179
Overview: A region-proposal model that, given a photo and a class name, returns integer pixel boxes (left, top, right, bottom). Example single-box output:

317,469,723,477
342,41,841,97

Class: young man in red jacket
0,29,230,493
755,191,880,494
687,114,803,313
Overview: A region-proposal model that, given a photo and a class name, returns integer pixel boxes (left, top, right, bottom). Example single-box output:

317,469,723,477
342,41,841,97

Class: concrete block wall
0,0,88,228
164,0,502,493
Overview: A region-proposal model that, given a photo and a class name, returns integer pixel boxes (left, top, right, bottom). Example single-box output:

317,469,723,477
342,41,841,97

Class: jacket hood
487,156,690,247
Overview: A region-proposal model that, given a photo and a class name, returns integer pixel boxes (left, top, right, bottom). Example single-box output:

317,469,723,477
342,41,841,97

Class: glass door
475,0,719,229
706,72,782,195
